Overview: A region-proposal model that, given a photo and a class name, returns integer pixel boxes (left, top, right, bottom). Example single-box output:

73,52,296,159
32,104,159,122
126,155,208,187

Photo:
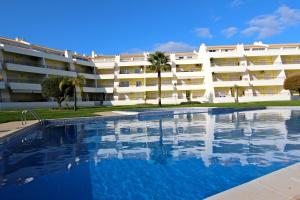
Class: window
136,81,142,87
120,81,129,87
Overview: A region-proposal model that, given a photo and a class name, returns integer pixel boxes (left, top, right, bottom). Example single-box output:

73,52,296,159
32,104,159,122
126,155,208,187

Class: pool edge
205,162,300,200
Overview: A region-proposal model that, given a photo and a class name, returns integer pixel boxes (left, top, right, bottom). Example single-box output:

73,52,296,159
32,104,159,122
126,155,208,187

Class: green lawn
1,100,300,124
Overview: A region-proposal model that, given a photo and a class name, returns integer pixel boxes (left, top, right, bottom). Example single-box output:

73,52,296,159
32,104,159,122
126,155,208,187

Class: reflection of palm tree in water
151,119,172,164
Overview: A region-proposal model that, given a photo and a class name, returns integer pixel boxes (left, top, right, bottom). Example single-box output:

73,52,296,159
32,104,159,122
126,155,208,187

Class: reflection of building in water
0,124,87,185
93,109,300,167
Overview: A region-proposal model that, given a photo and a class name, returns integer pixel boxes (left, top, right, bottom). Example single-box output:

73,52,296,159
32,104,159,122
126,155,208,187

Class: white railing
21,110,44,125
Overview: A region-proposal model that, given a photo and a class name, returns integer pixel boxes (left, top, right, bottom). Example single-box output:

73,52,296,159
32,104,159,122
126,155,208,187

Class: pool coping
205,162,300,200
0,120,40,140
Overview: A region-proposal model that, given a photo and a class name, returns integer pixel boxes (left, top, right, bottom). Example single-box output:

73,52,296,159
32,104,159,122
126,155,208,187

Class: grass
0,100,300,124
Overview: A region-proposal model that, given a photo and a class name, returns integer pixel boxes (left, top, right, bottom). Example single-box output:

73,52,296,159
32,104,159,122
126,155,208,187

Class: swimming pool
1,108,300,200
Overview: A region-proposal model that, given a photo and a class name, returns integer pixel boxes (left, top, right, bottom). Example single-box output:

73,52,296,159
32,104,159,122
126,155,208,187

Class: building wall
0,37,300,109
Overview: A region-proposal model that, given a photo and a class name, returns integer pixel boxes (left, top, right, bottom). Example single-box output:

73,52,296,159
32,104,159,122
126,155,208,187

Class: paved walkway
0,120,38,138
206,163,300,200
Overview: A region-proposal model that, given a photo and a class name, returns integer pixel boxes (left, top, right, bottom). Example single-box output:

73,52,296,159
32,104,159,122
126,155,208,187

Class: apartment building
0,37,299,109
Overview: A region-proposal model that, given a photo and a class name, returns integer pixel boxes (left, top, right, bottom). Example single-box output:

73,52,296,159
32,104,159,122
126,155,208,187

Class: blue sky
1,0,300,55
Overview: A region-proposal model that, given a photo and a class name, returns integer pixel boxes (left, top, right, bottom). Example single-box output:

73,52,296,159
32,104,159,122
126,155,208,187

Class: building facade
0,37,299,109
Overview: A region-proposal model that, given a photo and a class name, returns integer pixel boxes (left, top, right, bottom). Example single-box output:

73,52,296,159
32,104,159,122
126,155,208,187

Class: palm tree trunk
236,87,239,103
158,70,162,107
74,87,77,111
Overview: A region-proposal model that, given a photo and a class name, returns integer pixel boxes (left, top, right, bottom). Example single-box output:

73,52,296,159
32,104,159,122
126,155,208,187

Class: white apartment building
0,37,299,109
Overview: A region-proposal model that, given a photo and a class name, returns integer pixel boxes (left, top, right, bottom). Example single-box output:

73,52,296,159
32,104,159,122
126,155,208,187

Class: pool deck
0,120,38,139
0,111,137,139
206,162,300,200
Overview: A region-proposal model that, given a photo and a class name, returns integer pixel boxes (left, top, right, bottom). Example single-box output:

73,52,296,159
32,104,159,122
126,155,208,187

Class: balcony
211,61,246,73
78,73,97,79
4,44,71,63
73,58,95,67
145,84,174,91
83,86,113,93
117,86,146,93
145,72,173,78
97,74,114,79
174,55,201,65
245,48,300,56
207,50,242,58
3,45,44,58
176,71,204,79
176,84,205,91
213,78,250,87
119,57,149,67
282,61,300,70
247,63,283,71
211,65,247,73
8,82,41,91
250,77,284,86
117,73,144,79
94,58,115,69
6,63,77,77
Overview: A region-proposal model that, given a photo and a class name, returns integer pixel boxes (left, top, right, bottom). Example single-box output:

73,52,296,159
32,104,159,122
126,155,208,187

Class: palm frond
147,51,171,72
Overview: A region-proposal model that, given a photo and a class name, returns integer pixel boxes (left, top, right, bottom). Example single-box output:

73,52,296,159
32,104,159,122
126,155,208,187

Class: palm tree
60,75,85,111
147,51,171,106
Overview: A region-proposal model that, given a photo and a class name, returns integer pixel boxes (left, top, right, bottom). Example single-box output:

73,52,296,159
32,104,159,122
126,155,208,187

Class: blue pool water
1,108,300,200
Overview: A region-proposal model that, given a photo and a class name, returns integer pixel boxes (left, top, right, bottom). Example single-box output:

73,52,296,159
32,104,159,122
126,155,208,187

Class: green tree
147,51,171,106
60,75,85,111
41,76,70,108
284,74,300,96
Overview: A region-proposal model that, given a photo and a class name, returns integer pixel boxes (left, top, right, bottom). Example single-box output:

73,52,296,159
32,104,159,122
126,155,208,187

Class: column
199,44,214,102
241,56,253,98
170,53,178,104
113,55,120,101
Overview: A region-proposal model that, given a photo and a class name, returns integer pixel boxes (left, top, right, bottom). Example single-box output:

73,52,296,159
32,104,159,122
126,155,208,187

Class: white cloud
222,27,238,38
154,41,197,52
230,0,243,7
123,48,144,54
194,27,213,38
241,5,300,39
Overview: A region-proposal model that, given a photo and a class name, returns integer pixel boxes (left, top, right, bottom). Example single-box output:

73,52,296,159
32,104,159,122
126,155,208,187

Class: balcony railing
253,93,286,96
175,56,197,60
282,60,300,64
177,82,203,85
211,63,239,67
5,58,43,68
97,84,114,88
95,58,115,63
250,76,284,80
119,69,143,74
7,78,44,84
213,77,246,82
120,57,146,62
84,82,96,87
176,68,202,72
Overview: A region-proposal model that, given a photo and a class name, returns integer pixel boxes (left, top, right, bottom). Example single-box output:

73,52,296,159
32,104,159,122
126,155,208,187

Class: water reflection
1,109,300,187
